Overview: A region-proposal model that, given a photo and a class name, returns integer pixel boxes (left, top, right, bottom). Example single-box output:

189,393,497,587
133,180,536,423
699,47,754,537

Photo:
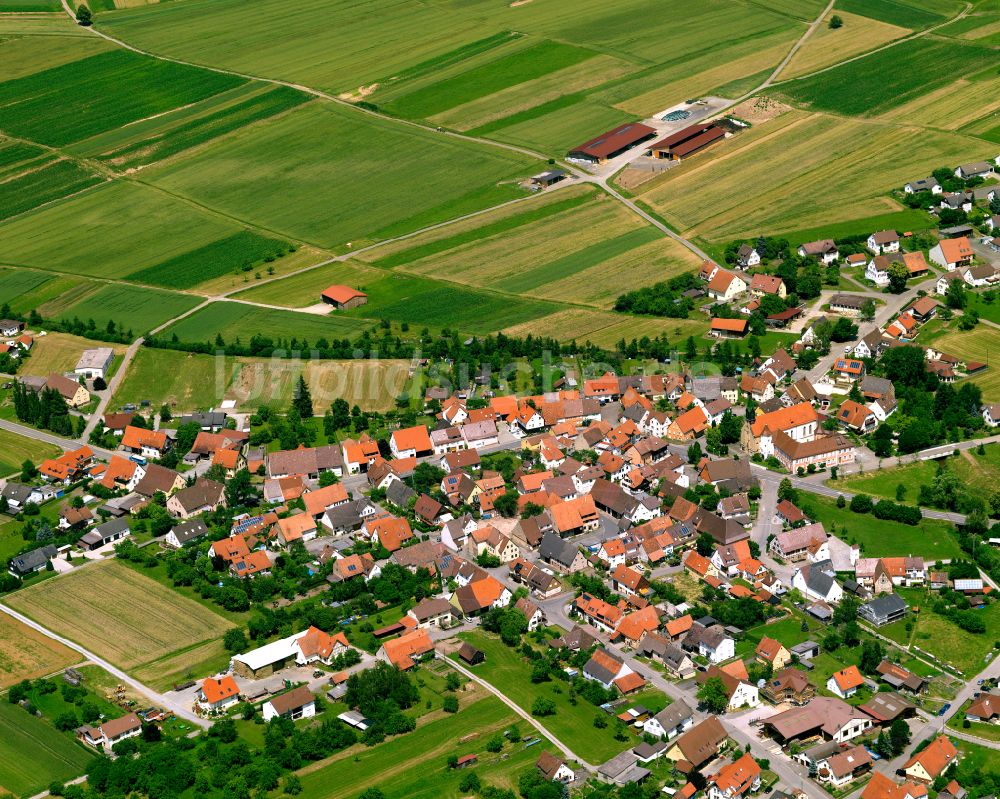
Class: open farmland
886,72,1000,134
14,332,125,377
779,11,910,79
52,283,201,334
0,48,245,147
633,109,985,243
0,428,61,477
835,0,963,28
0,20,113,79
125,230,296,290
5,560,234,671
84,85,312,169
99,0,814,154
0,160,103,222
157,301,371,346
0,700,91,798
0,181,248,278
0,612,78,688
774,37,997,116
377,190,701,307
340,273,559,334
145,102,540,249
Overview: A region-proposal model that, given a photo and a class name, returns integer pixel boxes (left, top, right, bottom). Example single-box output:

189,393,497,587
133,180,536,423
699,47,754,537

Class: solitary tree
696,677,729,714
887,262,909,294
292,375,313,418
75,3,92,25
829,14,843,28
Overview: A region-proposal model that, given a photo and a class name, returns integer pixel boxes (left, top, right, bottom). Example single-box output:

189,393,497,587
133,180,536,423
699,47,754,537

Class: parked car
937,703,951,716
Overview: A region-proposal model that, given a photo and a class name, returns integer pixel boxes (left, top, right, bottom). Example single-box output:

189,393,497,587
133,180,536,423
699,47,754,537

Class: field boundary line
0,600,211,728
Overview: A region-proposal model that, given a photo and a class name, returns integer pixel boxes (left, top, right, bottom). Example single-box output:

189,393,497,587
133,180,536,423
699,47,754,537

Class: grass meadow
0,611,79,688
0,428,62,476
296,695,538,799
0,700,91,797
158,301,370,345
109,347,238,411
832,446,1000,508
5,560,234,671
0,181,245,278
451,631,667,764
923,322,1000,400
794,493,964,560
146,102,540,249
14,332,126,378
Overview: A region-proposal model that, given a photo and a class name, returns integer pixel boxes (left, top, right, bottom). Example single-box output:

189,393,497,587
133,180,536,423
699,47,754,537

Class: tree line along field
109,347,411,413
833,446,1000,509
630,108,988,245
5,560,234,672
0,612,78,688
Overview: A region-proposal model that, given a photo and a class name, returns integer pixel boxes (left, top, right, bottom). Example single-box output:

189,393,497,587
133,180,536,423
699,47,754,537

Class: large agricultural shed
568,122,656,164
649,123,726,161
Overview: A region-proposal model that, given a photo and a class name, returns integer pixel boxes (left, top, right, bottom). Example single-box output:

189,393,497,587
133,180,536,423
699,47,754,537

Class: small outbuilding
321,285,368,310
458,642,485,665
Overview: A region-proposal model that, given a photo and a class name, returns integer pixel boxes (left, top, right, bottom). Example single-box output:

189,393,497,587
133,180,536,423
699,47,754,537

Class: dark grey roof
652,700,692,731
539,532,579,568
583,648,623,685
803,564,837,598
323,499,369,531
169,519,209,545
180,412,227,428
8,545,58,575
385,480,416,508
861,593,907,618
1,482,32,504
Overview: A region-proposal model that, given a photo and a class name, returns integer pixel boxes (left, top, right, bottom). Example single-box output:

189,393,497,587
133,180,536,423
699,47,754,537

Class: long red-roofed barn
321,285,367,309
568,122,656,164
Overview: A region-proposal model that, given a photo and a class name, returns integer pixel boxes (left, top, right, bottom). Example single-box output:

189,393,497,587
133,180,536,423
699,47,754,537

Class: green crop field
775,38,996,116
0,267,53,307
342,273,560,334
0,181,246,278
158,301,371,346
794,493,964,560
0,48,245,147
835,0,962,28
0,0,61,8
0,427,62,477
91,84,312,169
53,283,202,334
145,102,540,249
0,140,46,170
126,230,296,290
383,39,596,119
0,701,91,798
0,160,103,222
